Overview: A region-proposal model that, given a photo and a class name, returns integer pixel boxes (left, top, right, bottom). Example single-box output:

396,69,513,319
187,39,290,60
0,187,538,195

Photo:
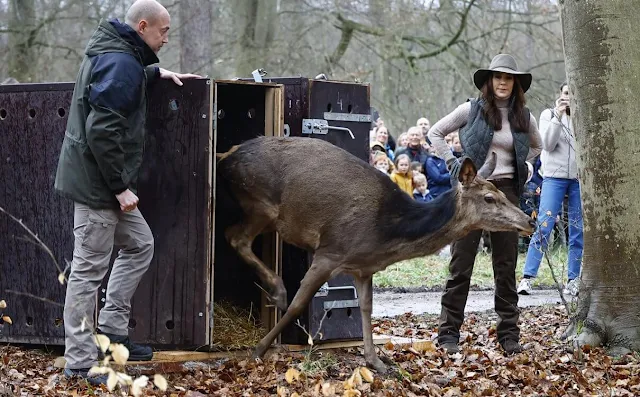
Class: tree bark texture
232,0,277,78
560,0,640,353
8,0,36,82
179,0,213,75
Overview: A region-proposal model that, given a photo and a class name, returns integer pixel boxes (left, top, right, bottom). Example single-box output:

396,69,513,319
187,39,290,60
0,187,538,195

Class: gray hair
125,0,168,27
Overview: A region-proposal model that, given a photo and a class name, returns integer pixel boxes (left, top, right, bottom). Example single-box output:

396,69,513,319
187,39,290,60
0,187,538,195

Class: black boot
63,368,109,386
97,329,153,361
501,339,523,354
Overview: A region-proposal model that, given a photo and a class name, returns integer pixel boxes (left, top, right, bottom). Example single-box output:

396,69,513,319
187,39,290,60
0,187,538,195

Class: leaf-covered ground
1,304,639,396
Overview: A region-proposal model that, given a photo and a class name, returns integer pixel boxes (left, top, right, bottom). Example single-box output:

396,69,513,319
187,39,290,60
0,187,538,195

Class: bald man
417,117,431,142
55,0,200,385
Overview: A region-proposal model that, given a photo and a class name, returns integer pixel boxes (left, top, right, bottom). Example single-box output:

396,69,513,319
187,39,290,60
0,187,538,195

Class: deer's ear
459,157,478,186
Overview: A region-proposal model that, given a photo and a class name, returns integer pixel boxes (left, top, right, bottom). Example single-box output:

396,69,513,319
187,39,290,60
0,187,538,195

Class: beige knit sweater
427,99,542,181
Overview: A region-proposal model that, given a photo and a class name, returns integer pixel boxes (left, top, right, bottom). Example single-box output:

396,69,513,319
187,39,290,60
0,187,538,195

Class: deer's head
455,153,535,236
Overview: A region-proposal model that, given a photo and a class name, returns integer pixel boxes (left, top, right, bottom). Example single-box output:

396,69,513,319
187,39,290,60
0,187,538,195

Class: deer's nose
528,219,536,229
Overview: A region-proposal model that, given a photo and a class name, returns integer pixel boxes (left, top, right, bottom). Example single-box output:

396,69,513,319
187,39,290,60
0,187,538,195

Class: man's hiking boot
501,339,523,354
97,329,153,361
63,368,108,386
439,341,460,354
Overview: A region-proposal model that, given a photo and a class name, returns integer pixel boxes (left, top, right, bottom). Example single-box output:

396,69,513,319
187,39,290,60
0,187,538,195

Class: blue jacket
413,190,434,202
396,146,429,165
424,155,452,198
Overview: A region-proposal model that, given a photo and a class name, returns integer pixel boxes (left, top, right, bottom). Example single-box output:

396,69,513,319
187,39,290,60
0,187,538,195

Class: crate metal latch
314,282,360,310
302,119,355,140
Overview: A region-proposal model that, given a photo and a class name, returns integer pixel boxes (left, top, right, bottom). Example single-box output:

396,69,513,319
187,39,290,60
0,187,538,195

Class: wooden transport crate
0,79,284,349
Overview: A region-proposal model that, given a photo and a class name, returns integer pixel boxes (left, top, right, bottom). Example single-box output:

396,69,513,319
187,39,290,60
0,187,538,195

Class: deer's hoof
270,283,288,312
367,357,388,374
252,343,268,359
273,294,288,312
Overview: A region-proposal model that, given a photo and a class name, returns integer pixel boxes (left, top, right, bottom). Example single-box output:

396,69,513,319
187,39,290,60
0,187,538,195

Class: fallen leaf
88,366,109,375
343,390,361,397
412,340,437,353
94,334,111,353
107,371,118,391
322,382,336,396
345,367,362,389
443,387,462,397
0,300,6,309
58,273,66,285
285,367,300,384
131,375,148,397
359,367,374,383
8,368,24,380
110,343,129,365
154,374,168,391
2,315,12,325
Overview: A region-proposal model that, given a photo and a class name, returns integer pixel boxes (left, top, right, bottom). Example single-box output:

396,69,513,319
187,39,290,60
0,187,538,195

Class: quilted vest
458,98,530,197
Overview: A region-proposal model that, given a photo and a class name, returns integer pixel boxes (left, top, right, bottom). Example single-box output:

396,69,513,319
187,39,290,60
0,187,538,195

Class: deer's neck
380,188,465,260
411,208,472,258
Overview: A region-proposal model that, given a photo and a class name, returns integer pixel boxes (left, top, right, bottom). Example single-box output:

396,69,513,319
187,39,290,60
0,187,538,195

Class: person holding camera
517,82,583,297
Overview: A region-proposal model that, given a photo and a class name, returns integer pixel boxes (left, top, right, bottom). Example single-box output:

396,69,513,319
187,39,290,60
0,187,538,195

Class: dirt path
372,288,563,318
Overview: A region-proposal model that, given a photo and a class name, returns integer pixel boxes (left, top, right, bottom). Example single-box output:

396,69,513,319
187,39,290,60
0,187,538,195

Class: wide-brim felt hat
473,54,532,93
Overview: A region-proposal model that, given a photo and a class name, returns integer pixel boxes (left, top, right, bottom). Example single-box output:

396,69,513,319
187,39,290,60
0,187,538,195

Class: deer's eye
484,194,496,204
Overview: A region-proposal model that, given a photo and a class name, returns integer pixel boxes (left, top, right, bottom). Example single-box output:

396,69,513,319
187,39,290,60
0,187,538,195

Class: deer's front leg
354,274,386,373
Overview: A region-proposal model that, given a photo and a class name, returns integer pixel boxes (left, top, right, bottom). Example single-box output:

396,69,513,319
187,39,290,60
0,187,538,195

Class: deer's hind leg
225,208,288,311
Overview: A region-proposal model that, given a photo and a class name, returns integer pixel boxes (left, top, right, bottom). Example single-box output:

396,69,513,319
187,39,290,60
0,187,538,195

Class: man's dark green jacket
54,18,159,209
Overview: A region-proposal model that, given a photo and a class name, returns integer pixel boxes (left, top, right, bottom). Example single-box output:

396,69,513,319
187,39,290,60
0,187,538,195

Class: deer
215,136,535,373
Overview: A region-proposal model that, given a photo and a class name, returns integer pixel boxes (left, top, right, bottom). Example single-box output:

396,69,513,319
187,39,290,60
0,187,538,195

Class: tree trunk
179,0,213,75
560,0,640,354
232,0,277,78
368,0,395,132
7,0,36,82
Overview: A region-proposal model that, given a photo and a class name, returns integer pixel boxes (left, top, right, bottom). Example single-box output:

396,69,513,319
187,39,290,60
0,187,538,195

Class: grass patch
373,245,569,289
298,351,338,376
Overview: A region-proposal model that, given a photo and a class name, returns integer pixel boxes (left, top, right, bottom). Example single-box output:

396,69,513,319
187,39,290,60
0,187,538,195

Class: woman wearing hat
427,53,542,355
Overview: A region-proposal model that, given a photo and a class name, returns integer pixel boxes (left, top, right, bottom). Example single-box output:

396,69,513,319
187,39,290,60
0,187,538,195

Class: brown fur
216,136,534,373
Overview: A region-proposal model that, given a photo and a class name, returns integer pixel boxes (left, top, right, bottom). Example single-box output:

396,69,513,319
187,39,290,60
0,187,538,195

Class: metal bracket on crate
251,68,268,83
323,112,372,123
314,282,360,310
302,119,355,139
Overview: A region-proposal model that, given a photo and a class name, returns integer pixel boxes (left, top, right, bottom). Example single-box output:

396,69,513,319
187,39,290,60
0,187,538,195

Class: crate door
307,80,371,341
210,81,283,349
116,78,213,348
